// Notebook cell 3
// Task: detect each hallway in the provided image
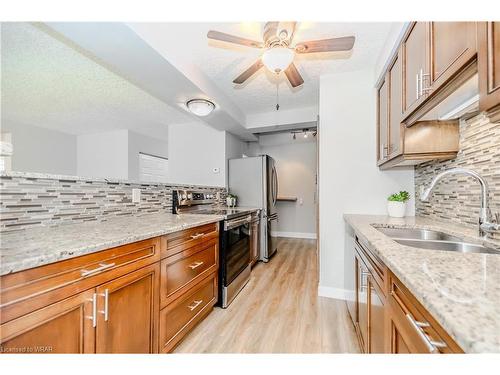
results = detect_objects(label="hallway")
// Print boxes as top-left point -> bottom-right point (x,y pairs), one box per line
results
174,238 -> 360,353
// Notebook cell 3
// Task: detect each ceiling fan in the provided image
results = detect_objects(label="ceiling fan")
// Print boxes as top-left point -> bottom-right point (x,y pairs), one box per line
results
207,22 -> 355,88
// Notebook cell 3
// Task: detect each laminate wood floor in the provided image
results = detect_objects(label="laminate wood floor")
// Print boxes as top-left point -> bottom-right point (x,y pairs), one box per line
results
174,238 -> 360,353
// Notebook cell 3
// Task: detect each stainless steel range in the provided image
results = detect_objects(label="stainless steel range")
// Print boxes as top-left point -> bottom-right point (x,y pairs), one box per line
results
172,189 -> 251,308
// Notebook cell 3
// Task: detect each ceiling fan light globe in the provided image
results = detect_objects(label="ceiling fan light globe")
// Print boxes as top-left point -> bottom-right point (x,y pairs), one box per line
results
262,47 -> 294,74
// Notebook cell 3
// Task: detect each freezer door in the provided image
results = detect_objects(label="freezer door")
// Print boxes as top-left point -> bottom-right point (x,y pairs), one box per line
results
266,213 -> 279,260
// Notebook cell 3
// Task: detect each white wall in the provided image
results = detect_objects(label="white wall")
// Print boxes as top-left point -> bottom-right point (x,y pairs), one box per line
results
128,130 -> 168,181
1,120 -> 77,175
254,133 -> 317,238
168,121 -> 226,187
318,69 -> 415,299
77,130 -> 129,179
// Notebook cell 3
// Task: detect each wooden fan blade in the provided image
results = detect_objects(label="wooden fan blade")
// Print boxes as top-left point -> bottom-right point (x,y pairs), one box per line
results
233,59 -> 264,84
207,30 -> 263,48
295,36 -> 355,54
284,63 -> 304,88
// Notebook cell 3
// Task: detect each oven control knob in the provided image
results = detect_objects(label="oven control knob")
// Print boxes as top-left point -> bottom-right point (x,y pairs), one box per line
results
187,193 -> 192,199
181,194 -> 187,200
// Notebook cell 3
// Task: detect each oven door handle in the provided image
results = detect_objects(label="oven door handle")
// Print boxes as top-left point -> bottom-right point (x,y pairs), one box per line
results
225,215 -> 252,230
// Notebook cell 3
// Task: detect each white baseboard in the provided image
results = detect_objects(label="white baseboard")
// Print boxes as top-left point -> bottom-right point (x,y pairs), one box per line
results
317,285 -> 349,300
272,231 -> 317,239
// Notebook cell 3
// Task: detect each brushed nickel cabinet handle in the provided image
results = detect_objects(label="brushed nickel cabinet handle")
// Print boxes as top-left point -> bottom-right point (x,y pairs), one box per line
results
99,289 -> 109,322
406,313 -> 447,353
190,233 -> 205,240
187,300 -> 203,311
416,73 -> 420,99
188,261 -> 204,270
81,262 -> 115,277
87,293 -> 97,328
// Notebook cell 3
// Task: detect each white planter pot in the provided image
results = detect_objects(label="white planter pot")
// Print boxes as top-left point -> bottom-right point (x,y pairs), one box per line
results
387,201 -> 407,218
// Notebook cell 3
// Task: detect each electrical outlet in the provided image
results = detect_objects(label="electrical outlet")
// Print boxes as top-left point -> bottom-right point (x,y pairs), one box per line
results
299,198 -> 304,205
132,188 -> 141,203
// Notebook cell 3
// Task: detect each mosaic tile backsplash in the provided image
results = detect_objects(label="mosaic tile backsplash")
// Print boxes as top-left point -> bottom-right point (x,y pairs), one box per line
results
0,172 -> 226,233
415,114 -> 500,228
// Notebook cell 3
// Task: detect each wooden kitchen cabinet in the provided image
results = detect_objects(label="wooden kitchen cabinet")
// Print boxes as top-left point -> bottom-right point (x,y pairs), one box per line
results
369,277 -> 386,353
377,22 -> 477,169
386,271 -> 463,354
354,240 -> 387,353
478,22 -> 500,119
402,22 -> 428,116
428,22 -> 477,91
355,255 -> 369,352
95,263 -> 159,353
0,289 -> 96,353
388,50 -> 403,159
348,236 -> 464,354
377,78 -> 389,163
1,222 -> 220,354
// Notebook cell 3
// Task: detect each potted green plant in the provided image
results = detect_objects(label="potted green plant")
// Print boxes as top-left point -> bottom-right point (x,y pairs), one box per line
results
226,193 -> 237,207
387,191 -> 410,218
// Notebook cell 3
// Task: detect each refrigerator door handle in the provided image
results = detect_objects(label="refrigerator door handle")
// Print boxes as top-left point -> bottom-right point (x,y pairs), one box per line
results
272,165 -> 278,206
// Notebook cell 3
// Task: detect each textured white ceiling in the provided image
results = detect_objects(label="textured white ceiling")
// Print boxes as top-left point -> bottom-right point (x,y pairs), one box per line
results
1,23 -> 191,140
148,22 -> 394,115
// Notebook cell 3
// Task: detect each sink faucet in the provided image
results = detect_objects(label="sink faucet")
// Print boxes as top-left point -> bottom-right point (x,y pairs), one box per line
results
420,167 -> 498,237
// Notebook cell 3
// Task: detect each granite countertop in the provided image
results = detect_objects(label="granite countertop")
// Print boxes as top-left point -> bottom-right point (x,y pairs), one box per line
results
0,212 -> 224,276
344,214 -> 500,353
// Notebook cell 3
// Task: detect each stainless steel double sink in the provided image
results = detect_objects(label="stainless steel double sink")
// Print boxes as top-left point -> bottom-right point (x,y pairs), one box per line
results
375,227 -> 500,255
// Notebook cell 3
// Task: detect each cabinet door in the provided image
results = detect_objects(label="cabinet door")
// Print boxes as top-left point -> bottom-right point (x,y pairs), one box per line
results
388,51 -> 403,158
377,78 -> 389,163
478,22 -> 500,112
0,290 -> 95,353
95,263 -> 159,353
355,256 -> 369,352
429,22 -> 477,91
402,22 -> 428,115
368,277 -> 386,353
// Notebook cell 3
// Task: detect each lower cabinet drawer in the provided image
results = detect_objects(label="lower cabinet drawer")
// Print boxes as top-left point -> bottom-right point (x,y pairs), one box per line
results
160,238 -> 218,308
387,272 -> 463,353
159,274 -> 217,353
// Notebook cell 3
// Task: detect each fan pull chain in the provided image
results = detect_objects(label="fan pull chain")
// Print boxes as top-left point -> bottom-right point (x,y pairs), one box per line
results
276,81 -> 280,111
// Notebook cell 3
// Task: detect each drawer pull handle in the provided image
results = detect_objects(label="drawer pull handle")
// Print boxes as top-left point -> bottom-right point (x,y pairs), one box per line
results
187,300 -> 203,311
405,313 -> 447,353
81,262 -> 115,277
188,261 -> 204,270
190,233 -> 205,240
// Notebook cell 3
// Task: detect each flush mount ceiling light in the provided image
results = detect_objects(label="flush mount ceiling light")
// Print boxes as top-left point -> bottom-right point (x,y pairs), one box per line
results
262,47 -> 295,74
186,99 -> 215,117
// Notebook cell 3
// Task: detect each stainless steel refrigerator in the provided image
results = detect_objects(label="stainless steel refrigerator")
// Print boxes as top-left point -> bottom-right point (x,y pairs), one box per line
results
228,155 -> 278,262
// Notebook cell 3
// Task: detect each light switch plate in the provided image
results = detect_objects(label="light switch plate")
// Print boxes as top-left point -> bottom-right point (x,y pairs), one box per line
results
132,188 -> 141,203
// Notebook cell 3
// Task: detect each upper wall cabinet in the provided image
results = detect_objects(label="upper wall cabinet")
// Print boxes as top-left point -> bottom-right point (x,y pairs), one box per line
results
402,22 -> 428,116
478,22 -> 500,120
376,22 -> 482,169
428,22 -> 477,93
377,78 -> 389,163
388,51 -> 403,159
401,22 -> 477,124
